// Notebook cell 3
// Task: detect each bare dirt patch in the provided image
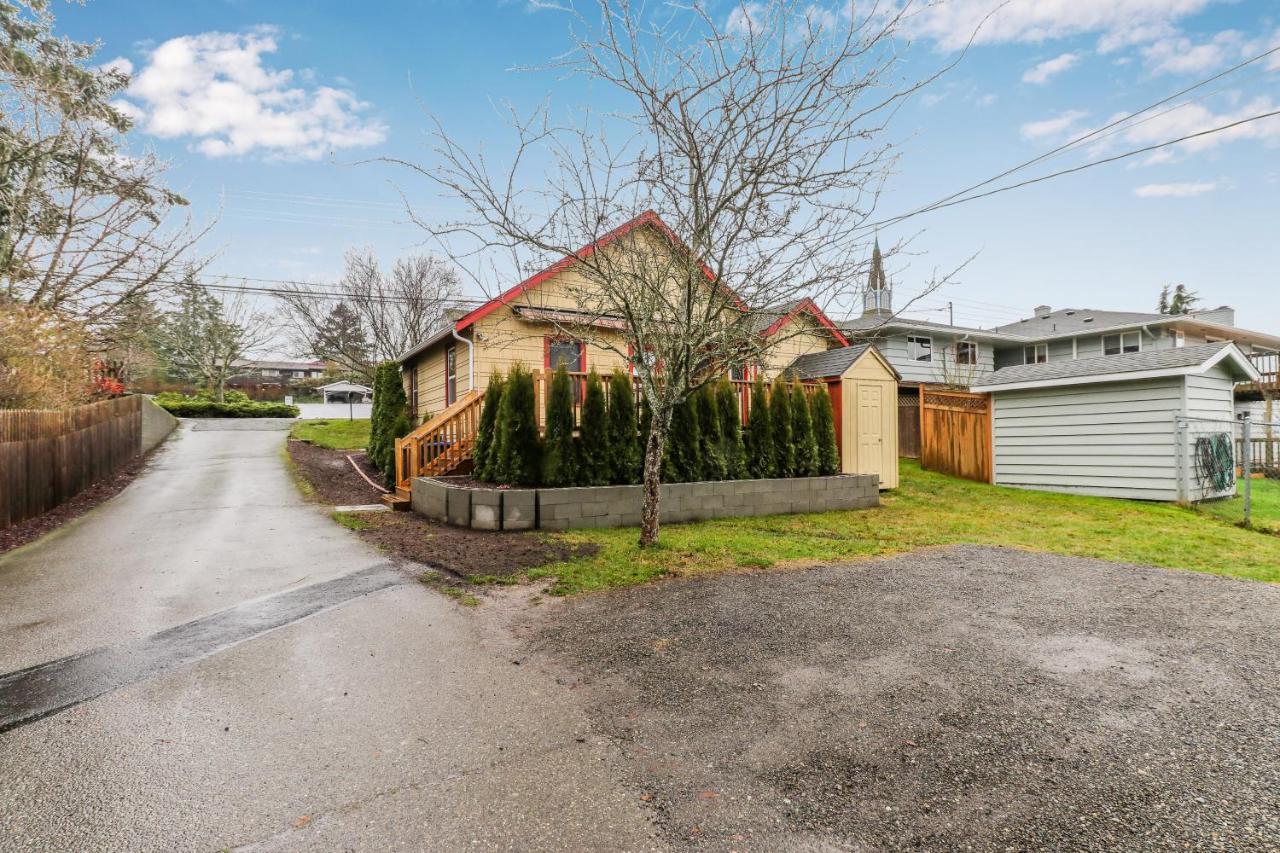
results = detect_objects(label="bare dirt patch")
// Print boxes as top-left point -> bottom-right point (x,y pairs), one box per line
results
523,545 -> 1280,850
287,439 -> 384,506
352,512 -> 595,579
287,440 -> 595,578
1,452 -> 151,556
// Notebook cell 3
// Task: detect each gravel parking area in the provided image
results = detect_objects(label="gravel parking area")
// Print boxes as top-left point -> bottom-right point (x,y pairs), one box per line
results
525,545 -> 1280,850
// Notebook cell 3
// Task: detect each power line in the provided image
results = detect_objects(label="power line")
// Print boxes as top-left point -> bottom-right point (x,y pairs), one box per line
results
871,42 -> 1280,231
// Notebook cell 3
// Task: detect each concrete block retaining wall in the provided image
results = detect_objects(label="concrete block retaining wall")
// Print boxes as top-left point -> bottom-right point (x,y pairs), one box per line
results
410,474 -> 879,531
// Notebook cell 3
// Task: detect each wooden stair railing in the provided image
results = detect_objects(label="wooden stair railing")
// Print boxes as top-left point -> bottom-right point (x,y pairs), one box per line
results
393,389 -> 486,493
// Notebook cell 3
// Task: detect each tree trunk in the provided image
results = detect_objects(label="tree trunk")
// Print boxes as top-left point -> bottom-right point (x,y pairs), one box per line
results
639,418 -> 668,548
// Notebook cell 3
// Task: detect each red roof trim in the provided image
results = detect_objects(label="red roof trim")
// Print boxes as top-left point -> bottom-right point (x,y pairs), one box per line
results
452,210 -> 746,333
761,298 -> 849,347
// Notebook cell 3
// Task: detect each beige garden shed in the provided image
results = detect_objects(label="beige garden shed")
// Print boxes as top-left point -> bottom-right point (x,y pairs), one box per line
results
787,344 -> 902,489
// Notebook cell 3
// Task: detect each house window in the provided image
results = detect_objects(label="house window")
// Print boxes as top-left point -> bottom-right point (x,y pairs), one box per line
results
1103,332 -> 1141,356
445,346 -> 457,405
410,365 -> 419,416
1024,344 -> 1048,364
546,337 -> 585,372
955,341 -> 977,365
729,364 -> 748,381
907,336 -> 932,363
1169,329 -> 1186,348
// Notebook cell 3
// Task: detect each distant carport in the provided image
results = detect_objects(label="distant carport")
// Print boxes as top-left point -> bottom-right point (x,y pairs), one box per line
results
319,381 -> 373,404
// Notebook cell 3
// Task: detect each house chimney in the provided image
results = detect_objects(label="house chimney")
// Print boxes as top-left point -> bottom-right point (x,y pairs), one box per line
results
1034,305 -> 1052,319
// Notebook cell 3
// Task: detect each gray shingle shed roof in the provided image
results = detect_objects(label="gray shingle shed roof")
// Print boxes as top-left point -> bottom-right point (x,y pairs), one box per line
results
972,342 -> 1258,392
785,343 -> 901,381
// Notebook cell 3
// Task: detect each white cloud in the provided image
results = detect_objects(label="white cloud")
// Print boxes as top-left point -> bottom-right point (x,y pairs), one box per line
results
115,28 -> 386,160
1134,181 -> 1218,197
1022,52 -> 1080,84
1020,109 -> 1089,141
1101,96 -> 1280,164
901,0 -> 1221,52
1141,29 -> 1241,75
725,3 -> 766,36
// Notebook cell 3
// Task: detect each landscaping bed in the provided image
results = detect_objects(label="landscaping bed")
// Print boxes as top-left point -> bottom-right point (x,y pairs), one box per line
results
286,439 -> 384,506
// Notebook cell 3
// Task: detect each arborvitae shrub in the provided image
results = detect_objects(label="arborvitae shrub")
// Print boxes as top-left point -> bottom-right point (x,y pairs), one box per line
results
770,380 -> 794,478
369,361 -> 410,487
472,370 -> 504,481
744,375 -> 774,478
540,364 -> 578,487
791,381 -> 819,477
696,386 -> 726,480
606,369 -> 641,484
663,393 -> 700,482
811,383 -> 839,476
716,379 -> 747,479
494,364 -> 540,486
578,369 -> 609,486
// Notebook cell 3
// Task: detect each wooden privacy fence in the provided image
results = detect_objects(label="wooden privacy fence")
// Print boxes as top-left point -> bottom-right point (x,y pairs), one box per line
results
0,396 -> 143,529
919,389 -> 992,483
898,391 -> 922,459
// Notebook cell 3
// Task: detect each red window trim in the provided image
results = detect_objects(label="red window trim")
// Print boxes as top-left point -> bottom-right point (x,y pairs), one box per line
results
544,336 -> 586,372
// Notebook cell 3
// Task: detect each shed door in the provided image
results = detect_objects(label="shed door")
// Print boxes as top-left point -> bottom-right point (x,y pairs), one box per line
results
857,382 -> 886,483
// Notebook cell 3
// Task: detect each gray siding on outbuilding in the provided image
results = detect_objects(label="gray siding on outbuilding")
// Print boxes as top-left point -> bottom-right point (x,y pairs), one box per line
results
991,378 -> 1184,500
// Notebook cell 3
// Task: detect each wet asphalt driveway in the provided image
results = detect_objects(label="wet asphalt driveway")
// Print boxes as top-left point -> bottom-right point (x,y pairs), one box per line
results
525,545 -> 1280,851
0,421 -> 654,851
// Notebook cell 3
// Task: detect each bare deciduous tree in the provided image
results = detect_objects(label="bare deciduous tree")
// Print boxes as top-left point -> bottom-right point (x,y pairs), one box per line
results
277,248 -> 461,383
391,0 -> 963,545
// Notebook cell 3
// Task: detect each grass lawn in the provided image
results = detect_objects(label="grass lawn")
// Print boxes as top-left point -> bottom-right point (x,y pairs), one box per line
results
1195,477 -> 1280,534
530,460 -> 1280,595
290,418 -> 370,451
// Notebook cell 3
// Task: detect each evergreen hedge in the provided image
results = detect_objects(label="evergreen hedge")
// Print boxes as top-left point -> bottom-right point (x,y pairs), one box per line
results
540,365 -> 577,487
791,381 -> 819,477
606,369 -> 641,484
368,361 -> 410,487
494,364 -> 540,486
578,370 -> 609,486
663,393 -> 700,482
472,370 -> 504,481
716,379 -> 747,480
744,376 -> 774,478
811,383 -> 839,476
769,380 -> 794,478
696,386 -> 726,480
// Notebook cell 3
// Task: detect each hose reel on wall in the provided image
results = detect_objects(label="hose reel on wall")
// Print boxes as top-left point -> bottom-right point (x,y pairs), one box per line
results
1193,433 -> 1235,494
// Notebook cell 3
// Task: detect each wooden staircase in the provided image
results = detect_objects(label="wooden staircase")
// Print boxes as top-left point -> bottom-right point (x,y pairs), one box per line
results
381,389 -> 486,510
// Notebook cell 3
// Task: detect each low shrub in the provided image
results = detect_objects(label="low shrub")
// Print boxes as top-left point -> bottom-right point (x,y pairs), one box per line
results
154,390 -> 300,418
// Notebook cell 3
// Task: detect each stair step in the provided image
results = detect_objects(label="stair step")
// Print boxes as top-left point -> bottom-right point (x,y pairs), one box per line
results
380,490 -> 412,511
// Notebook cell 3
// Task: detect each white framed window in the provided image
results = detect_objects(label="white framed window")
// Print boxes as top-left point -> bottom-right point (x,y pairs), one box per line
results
907,335 -> 932,363
955,341 -> 977,365
1024,344 -> 1048,364
1103,332 -> 1141,356
1169,329 -> 1186,348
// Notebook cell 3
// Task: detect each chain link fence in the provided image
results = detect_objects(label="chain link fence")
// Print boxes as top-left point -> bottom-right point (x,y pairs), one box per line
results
1176,415 -> 1280,531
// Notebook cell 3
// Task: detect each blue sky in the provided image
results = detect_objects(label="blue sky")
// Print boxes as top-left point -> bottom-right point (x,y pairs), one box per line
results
60,0 -> 1280,342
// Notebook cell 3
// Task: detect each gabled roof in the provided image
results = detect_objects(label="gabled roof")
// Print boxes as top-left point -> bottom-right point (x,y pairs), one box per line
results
786,343 -> 901,381
318,380 -> 373,392
754,298 -> 849,346
972,342 -> 1260,393
451,210 -> 742,334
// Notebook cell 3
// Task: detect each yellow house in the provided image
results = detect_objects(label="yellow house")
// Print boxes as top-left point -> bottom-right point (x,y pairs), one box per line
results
390,211 -> 900,498
398,211 -> 848,422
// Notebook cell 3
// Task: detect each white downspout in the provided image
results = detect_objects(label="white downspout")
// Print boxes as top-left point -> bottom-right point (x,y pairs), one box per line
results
451,326 -> 475,395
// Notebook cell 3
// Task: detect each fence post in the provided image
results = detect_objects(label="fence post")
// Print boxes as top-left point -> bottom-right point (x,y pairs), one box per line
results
1242,414 -> 1252,528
